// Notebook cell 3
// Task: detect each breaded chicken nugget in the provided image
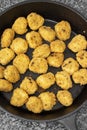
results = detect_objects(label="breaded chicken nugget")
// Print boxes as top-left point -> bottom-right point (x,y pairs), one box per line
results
13,54 -> 30,74
36,72 -> 55,89
39,92 -> 56,111
26,96 -> 43,113
33,44 -> 50,58
72,69 -> 87,85
76,50 -> 87,68
68,34 -> 87,52
39,26 -> 56,42
1,28 -> 15,48
0,48 -> 15,65
55,20 -> 71,41
12,17 -> 28,34
29,57 -> 48,74
0,79 -> 13,92
27,12 -> 44,30
57,90 -> 73,106
4,65 -> 20,83
47,52 -> 64,68
0,66 -> 5,78
10,88 -> 28,107
20,77 -> 38,94
55,71 -> 72,90
50,40 -> 66,53
10,38 -> 28,54
26,31 -> 42,49
62,57 -> 79,75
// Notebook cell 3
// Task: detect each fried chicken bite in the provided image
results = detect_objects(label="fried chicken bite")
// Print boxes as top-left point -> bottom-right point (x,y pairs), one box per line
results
39,92 -> 56,111
10,38 -> 28,54
57,90 -> 73,106
26,31 -> 42,49
12,17 -> 28,34
1,28 -> 15,48
20,77 -> 38,95
50,40 -> 66,53
0,48 -> 15,65
62,57 -> 79,75
26,96 -> 43,113
4,65 -> 20,83
76,50 -> 87,68
0,65 -> 5,78
36,72 -> 55,89
55,20 -> 71,41
47,52 -> 64,68
32,44 -> 50,58
55,71 -> 72,90
0,79 -> 13,92
13,54 -> 30,74
39,26 -> 56,42
29,57 -> 48,74
10,88 -> 28,107
27,12 -> 44,30
72,69 -> 87,85
68,34 -> 87,52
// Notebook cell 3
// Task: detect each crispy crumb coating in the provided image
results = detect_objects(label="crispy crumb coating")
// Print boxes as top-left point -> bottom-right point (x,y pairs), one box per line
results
10,88 -> 28,107
55,71 -> 72,90
0,79 -> 13,92
1,28 -> 15,48
26,96 -> 43,113
57,90 -> 73,106
27,12 -> 44,30
39,92 -> 56,111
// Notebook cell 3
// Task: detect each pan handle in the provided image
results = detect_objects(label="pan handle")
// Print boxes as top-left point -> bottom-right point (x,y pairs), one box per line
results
59,100 -> 87,130
59,112 -> 77,130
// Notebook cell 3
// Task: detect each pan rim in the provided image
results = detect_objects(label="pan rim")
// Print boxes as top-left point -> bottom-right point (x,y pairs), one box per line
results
0,0 -> 87,21
0,100 -> 87,122
0,0 -> 87,121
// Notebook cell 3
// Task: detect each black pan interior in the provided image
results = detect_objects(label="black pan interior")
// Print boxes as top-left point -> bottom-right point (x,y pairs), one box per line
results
0,1 -> 87,121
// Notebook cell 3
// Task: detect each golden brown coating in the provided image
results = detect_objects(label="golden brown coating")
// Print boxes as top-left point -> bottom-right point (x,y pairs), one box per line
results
39,92 -> 56,111
76,50 -> 87,68
10,38 -> 28,54
68,34 -> 87,52
39,26 -> 56,42
27,12 -> 44,30
1,28 -> 15,48
29,57 -> 48,74
62,57 -> 79,75
55,71 -> 72,90
26,96 -> 43,113
26,31 -> 42,49
72,69 -> 87,85
4,65 -> 20,83
0,66 -> 5,78
36,72 -> 55,89
47,52 -> 64,68
12,17 -> 28,34
0,79 -> 13,92
57,90 -> 73,106
13,54 -> 30,74
0,48 -> 15,65
10,88 -> 28,107
55,20 -> 71,41
32,44 -> 51,58
50,40 -> 66,53
20,77 -> 38,95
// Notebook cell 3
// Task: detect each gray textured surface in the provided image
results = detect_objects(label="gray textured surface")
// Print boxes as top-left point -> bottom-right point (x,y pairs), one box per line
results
0,0 -> 87,130
76,101 -> 87,130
